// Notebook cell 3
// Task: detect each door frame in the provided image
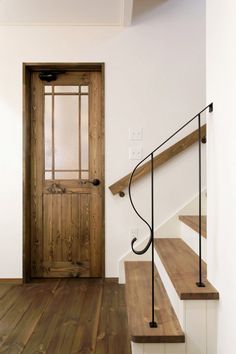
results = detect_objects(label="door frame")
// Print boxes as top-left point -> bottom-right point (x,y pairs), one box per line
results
23,63 -> 105,282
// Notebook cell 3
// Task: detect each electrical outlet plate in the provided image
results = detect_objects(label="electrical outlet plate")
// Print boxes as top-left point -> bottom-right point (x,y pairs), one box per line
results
129,128 -> 143,141
129,146 -> 142,160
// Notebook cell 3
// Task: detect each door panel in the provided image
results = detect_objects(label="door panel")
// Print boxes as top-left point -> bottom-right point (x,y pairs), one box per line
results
31,70 -> 104,278
42,193 -> 90,277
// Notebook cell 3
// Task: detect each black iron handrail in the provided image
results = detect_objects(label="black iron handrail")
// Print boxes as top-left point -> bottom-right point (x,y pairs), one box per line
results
128,103 -> 213,328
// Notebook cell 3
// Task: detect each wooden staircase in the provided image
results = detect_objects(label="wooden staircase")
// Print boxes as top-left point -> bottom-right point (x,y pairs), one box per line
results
124,216 -> 219,354
110,105 -> 215,353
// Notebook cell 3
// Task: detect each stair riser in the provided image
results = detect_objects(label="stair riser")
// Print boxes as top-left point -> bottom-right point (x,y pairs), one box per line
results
154,248 -> 217,354
154,249 -> 185,327
180,222 -> 207,262
131,342 -> 185,354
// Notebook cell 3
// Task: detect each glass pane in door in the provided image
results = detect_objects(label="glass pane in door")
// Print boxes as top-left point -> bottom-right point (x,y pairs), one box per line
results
44,95 -> 52,171
44,84 -> 90,180
54,95 -> 79,170
81,95 -> 89,173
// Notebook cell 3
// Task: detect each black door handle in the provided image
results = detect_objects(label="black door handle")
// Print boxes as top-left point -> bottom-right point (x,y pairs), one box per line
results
89,179 -> 100,186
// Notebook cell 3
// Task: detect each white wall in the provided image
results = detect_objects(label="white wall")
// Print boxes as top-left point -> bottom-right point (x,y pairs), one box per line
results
0,0 -> 205,278
207,0 -> 236,353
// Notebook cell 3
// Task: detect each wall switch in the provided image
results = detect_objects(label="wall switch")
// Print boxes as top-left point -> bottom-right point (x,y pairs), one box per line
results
129,146 -> 142,160
130,228 -> 138,241
129,128 -> 143,141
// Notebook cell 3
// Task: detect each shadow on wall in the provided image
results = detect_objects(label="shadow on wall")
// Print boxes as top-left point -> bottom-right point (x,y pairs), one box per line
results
132,0 -> 171,24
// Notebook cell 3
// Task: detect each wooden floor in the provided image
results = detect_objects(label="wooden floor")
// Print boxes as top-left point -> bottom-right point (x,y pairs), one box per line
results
0,278 -> 131,354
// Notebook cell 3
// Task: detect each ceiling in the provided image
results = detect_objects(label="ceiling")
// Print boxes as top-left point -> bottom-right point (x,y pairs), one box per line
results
0,0 -> 133,26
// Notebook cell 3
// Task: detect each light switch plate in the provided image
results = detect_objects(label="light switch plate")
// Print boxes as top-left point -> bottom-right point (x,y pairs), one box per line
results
129,146 -> 142,160
129,128 -> 143,141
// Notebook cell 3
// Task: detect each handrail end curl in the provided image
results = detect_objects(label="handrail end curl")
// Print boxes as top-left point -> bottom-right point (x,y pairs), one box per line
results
131,235 -> 152,255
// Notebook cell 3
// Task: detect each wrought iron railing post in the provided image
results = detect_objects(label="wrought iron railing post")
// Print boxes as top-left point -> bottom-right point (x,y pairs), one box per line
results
150,153 -> 157,328
196,114 -> 205,288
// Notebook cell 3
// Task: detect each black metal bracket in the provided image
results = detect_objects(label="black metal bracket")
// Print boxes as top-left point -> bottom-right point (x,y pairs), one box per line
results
149,321 -> 158,328
196,282 -> 206,288
39,71 -> 66,82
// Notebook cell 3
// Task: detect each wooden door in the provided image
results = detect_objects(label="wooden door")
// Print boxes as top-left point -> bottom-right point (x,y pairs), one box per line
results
30,71 -> 104,278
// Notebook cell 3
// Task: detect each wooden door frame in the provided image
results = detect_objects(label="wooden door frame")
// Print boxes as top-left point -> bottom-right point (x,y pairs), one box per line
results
23,63 -> 105,282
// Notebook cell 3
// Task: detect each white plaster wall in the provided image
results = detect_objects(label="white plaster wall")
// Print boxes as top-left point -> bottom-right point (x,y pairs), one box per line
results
0,0 -> 205,278
207,0 -> 236,352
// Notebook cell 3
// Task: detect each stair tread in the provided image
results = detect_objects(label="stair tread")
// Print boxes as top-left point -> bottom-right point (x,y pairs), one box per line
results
154,238 -> 219,300
125,261 -> 185,343
179,215 -> 207,238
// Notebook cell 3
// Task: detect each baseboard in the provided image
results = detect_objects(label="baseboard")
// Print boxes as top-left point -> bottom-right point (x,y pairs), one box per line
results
0,278 -> 23,285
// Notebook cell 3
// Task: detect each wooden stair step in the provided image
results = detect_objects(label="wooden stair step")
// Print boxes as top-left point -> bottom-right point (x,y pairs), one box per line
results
124,261 -> 185,343
154,238 -> 219,300
179,215 -> 207,238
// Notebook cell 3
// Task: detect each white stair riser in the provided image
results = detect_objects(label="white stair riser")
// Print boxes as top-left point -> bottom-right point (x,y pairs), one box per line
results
131,342 -> 185,354
180,222 -> 207,262
154,248 -> 217,354
154,249 -> 185,327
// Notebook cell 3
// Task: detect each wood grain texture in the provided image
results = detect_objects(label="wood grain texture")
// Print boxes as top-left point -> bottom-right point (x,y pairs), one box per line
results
154,238 -> 219,300
30,69 -> 104,278
0,281 -> 59,353
179,215 -> 207,238
23,64 -> 105,282
31,71 -> 44,278
0,285 -> 12,298
109,124 -> 206,195
0,279 -> 130,354
95,279 -> 131,354
89,71 -> 105,277
125,261 -> 185,343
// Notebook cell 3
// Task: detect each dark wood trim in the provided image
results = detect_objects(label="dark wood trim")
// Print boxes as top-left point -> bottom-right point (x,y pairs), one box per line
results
101,64 -> 105,277
23,64 -> 32,283
0,279 -> 23,284
24,62 -> 103,72
109,124 -> 206,195
23,63 -> 105,282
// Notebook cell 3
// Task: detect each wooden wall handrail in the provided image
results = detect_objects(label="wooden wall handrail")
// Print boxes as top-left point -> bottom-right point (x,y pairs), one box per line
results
109,124 -> 206,195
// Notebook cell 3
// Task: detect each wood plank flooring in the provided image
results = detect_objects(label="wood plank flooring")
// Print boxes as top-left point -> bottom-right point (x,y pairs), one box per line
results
0,278 -> 131,354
